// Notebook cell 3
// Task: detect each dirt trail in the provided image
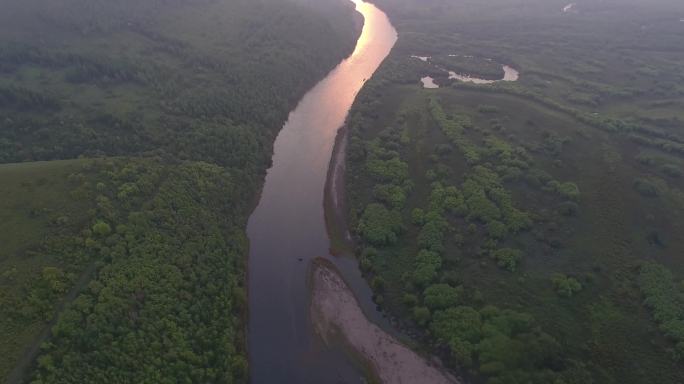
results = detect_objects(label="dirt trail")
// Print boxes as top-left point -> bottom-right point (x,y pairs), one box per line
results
5,262 -> 98,384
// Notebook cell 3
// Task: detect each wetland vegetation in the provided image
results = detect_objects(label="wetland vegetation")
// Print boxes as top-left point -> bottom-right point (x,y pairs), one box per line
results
344,0 -> 684,383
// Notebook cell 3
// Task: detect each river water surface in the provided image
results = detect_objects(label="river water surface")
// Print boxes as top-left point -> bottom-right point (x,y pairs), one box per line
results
246,1 -> 397,382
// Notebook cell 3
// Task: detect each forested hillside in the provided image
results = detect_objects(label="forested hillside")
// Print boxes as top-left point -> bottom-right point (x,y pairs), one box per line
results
0,0 -> 361,382
344,0 -> 684,383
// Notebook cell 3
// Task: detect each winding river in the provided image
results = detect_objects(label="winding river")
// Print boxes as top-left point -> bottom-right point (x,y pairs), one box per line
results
246,1 -> 398,382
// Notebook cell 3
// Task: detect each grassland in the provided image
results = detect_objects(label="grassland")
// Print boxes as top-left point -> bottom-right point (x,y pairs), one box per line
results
345,0 -> 684,382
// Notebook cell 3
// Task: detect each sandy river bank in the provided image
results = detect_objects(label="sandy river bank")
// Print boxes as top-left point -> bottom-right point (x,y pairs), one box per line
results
310,259 -> 460,384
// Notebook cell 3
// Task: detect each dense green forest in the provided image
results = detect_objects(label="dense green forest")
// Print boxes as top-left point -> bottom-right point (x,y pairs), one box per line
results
0,0 -> 361,382
345,0 -> 684,383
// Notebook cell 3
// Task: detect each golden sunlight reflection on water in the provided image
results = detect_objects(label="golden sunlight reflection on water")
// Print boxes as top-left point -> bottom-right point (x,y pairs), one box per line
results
246,1 -> 397,382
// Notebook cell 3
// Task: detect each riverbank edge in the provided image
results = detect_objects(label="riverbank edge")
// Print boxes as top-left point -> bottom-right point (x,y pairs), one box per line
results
321,97 -> 462,382
307,257 -> 383,384
322,92 -> 467,384
319,4 -> 470,382
324,123 -> 356,257
309,257 -> 460,384
322,1 -> 367,258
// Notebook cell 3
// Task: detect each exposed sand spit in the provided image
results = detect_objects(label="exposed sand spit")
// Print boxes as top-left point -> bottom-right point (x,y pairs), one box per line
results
310,260 -> 460,384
